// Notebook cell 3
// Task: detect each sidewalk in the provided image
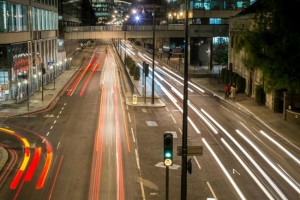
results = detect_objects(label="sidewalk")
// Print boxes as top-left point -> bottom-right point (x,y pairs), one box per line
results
0,50 -> 89,171
0,51 -> 88,118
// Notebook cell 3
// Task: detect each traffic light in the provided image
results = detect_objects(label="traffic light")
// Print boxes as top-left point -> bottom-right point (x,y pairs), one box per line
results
142,61 -> 149,77
163,133 -> 173,166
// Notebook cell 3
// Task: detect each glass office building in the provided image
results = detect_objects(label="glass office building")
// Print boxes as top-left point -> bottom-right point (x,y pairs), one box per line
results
0,0 -> 58,102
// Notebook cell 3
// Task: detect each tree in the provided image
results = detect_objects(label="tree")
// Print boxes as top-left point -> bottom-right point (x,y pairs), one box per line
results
213,38 -> 228,66
237,0 -> 300,93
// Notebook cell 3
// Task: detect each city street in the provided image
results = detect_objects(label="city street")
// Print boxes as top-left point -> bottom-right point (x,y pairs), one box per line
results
0,42 -> 299,200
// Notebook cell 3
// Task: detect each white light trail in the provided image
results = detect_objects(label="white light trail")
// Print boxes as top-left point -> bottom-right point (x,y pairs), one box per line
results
201,109 -> 288,199
236,130 -> 300,194
162,66 -> 205,93
154,78 -> 200,134
156,67 -> 194,92
259,130 -> 300,165
202,138 -> 246,200
222,138 -> 275,200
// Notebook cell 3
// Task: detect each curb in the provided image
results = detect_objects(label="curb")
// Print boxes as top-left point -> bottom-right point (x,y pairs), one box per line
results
0,146 -> 8,172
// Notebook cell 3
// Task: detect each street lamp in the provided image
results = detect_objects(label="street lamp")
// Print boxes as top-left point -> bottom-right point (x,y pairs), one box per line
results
24,79 -> 29,110
151,2 -> 156,104
181,0 -> 189,199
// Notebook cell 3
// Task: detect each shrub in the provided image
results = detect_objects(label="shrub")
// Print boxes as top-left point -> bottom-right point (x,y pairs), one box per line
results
134,67 -> 140,80
130,64 -> 136,76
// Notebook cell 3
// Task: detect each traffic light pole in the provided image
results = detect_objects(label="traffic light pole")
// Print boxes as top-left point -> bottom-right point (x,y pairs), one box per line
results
166,166 -> 169,200
144,73 -> 146,103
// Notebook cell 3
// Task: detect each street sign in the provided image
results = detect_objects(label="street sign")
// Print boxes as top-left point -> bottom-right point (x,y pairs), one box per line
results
48,61 -> 54,66
133,94 -> 137,105
177,146 -> 203,156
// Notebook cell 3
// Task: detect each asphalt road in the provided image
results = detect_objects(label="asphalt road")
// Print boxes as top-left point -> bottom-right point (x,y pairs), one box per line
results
119,41 -> 300,200
1,41 -> 299,200
0,44 -> 138,200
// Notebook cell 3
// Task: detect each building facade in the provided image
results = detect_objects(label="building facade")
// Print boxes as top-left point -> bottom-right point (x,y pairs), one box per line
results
0,0 -> 58,103
229,2 -> 279,111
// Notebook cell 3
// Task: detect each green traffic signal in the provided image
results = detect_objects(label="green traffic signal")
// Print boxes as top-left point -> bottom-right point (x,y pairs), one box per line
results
164,151 -> 172,158
164,133 -> 173,166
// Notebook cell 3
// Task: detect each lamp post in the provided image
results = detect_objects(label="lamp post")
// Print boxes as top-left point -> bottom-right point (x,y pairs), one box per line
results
41,63 -> 45,101
181,0 -> 189,199
151,1 -> 156,104
25,79 -> 29,110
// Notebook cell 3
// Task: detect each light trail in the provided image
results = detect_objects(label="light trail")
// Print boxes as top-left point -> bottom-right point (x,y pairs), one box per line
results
236,129 -> 300,194
89,85 -> 106,200
24,147 -> 42,181
67,55 -> 97,96
202,138 -> 246,200
199,110 -> 288,199
153,74 -> 200,133
221,138 -> 275,200
114,85 -> 125,200
162,66 -> 205,93
36,139 -> 53,189
80,56 -> 102,96
259,130 -> 300,165
0,128 -> 31,190
49,155 -> 64,200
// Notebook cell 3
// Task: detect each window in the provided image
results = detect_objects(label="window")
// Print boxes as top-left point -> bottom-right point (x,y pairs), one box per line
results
32,7 -> 36,31
213,37 -> 229,45
209,18 -> 221,24
0,1 -> 7,32
37,9 -> 41,30
41,9 -> 45,30
22,5 -> 28,31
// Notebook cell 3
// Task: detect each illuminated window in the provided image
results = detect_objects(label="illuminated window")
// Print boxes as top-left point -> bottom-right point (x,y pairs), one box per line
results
209,18 -> 221,24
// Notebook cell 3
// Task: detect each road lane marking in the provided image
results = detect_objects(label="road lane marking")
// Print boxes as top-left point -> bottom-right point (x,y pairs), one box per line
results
206,182 -> 218,200
128,113 -> 131,123
178,128 -> 182,135
193,156 -> 201,169
53,120 -> 56,124
59,111 -> 62,114
57,142 -> 60,150
135,149 -> 140,170
50,126 -> 53,130
131,128 -> 136,143
140,181 -> 146,200
165,106 -> 169,111
232,169 -> 240,175
170,114 -> 177,123
46,132 -> 50,136
57,115 -> 60,119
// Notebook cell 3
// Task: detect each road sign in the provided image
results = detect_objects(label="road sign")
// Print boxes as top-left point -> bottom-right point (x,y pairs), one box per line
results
133,94 -> 137,105
48,61 -> 54,66
177,146 -> 203,156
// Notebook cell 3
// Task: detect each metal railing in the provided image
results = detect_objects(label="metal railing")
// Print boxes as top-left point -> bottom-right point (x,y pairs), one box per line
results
64,24 -> 185,32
